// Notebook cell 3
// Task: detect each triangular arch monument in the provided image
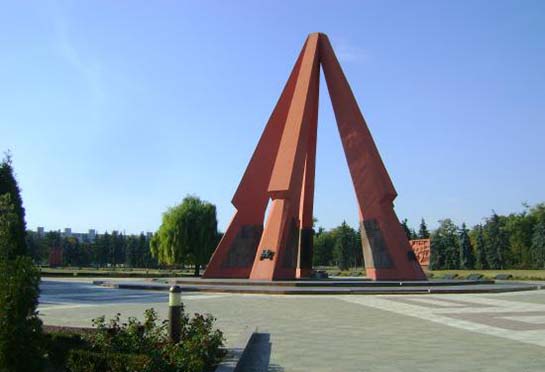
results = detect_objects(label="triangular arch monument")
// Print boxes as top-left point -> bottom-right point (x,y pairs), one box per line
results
203,33 -> 426,281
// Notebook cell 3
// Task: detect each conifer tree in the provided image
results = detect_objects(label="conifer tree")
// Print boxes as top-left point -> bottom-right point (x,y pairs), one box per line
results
401,219 -> 416,240
430,219 -> 459,269
474,224 -> 488,269
0,154 -> 27,257
418,218 -> 430,239
484,213 -> 509,269
332,221 -> 355,270
0,154 -> 43,371
530,219 -> 545,269
459,223 -> 475,269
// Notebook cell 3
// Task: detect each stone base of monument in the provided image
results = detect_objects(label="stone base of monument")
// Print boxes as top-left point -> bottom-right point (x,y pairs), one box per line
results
93,277 -> 542,295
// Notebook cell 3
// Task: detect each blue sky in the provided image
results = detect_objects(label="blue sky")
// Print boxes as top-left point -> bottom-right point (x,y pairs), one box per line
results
1,0 -> 544,234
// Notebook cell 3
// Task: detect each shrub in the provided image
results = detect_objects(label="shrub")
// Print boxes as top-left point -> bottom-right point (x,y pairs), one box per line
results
86,307 -> 225,372
164,312 -> 226,372
44,331 -> 89,368
67,350 -> 153,372
0,256 -> 43,372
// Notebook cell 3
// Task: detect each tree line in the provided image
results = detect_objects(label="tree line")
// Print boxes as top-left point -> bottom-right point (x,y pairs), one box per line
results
27,230 -> 158,268
424,204 -> 545,270
313,203 -> 545,272
312,218 -> 432,270
313,221 -> 363,270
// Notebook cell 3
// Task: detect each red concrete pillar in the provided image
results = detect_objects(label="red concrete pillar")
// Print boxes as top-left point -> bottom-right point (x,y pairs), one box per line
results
249,33 -> 320,280
202,38 -> 308,278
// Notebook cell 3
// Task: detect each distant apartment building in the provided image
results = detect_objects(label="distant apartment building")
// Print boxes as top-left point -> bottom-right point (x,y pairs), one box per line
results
34,227 -> 151,242
35,227 -> 98,243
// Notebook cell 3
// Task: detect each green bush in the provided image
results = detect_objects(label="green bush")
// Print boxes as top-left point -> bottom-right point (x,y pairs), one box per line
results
67,350 -> 153,372
0,256 -> 43,372
86,307 -> 225,372
163,312 -> 226,372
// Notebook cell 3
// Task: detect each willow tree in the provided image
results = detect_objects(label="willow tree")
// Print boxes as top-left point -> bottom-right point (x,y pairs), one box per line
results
151,196 -> 218,276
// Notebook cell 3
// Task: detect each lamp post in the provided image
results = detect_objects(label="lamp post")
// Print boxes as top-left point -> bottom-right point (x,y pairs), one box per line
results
168,285 -> 182,343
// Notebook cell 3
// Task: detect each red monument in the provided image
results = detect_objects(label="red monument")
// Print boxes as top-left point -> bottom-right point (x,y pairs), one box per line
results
204,33 -> 425,281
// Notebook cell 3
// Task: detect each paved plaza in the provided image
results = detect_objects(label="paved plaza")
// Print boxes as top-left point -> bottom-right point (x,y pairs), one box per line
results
40,278 -> 545,372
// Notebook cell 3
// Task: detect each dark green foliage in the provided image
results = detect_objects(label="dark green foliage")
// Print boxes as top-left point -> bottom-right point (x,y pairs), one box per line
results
530,218 -> 545,269
401,219 -> 417,240
483,213 -> 510,269
313,228 -> 335,266
63,237 -> 94,267
26,230 -> 48,264
85,308 -> 225,372
505,211 -> 534,268
430,219 -> 459,269
151,195 -> 218,276
126,234 -> 157,268
0,194 -> 23,261
332,222 -> 362,270
311,222 -> 362,270
428,203 -> 545,270
418,218 -> 430,239
110,231 -> 126,267
44,332 -> 89,368
67,350 -> 152,372
459,223 -> 475,269
333,222 -> 354,270
473,225 -> 488,269
0,154 -> 27,258
0,256 -> 43,372
95,231 -> 111,267
0,158 -> 43,372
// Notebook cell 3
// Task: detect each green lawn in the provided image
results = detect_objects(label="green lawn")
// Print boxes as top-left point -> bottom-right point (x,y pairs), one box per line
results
427,269 -> 545,281
316,266 -> 545,281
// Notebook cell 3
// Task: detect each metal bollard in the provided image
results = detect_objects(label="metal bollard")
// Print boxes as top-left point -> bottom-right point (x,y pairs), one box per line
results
168,285 -> 182,343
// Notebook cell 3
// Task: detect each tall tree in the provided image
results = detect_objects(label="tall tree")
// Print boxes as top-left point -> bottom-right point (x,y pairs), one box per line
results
401,219 -> 416,240
430,219 -> 459,269
530,218 -> 545,269
483,213 -> 509,269
139,233 -> 156,268
0,154 -> 27,258
418,218 -> 430,239
473,224 -> 487,269
459,223 -> 475,269
313,230 -> 335,266
0,195 -> 22,261
151,195 -> 218,276
94,231 -> 110,267
0,157 -> 43,371
332,221 -> 356,270
505,211 -> 534,268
